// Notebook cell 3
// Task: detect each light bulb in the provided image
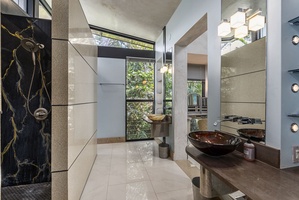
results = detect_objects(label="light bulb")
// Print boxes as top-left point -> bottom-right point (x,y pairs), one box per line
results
292,35 -> 299,45
291,123 -> 299,133
292,83 -> 299,93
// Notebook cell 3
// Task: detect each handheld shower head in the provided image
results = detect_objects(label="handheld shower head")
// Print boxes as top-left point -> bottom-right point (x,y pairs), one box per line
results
21,38 -> 40,52
21,38 -> 45,66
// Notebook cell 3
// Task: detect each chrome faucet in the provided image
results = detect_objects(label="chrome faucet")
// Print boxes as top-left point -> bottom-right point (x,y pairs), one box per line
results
213,115 -> 242,126
214,115 -> 262,126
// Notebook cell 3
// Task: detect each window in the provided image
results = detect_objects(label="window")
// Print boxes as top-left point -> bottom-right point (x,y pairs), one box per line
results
188,80 -> 204,96
38,1 -> 51,19
91,29 -> 154,50
163,66 -> 172,115
13,0 -> 27,12
12,0 -> 52,19
126,58 -> 155,141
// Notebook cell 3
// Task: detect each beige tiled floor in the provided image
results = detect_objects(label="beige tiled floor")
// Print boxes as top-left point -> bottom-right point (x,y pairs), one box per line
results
80,141 -> 195,200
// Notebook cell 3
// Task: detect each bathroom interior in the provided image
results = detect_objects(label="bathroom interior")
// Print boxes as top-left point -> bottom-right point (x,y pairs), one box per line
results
1,0 -> 299,199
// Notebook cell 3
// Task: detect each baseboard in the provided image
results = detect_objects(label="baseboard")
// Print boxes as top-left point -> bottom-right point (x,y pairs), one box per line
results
97,137 -> 126,144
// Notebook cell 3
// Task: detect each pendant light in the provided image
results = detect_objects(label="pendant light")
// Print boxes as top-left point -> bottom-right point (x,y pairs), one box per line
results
249,15 -> 265,31
218,19 -> 231,37
234,25 -> 248,38
230,9 -> 246,28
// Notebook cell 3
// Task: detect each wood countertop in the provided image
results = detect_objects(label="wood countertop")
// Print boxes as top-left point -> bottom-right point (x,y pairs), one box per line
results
186,146 -> 299,200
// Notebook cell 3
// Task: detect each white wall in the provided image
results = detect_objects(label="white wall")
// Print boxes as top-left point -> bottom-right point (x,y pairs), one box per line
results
187,64 -> 205,80
160,0 -> 221,160
155,33 -> 164,114
280,0 -> 299,168
266,0 -> 299,168
51,0 -> 98,199
97,58 -> 126,138
266,0 -> 282,150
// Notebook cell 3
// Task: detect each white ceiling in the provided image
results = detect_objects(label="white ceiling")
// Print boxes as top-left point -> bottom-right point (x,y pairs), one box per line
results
79,0 -> 182,42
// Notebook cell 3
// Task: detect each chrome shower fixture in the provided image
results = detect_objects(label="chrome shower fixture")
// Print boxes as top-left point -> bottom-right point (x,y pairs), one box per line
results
20,38 -> 50,121
21,38 -> 44,52
21,38 -> 45,66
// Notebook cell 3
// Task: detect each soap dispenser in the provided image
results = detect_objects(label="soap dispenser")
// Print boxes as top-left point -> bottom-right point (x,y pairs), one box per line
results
243,138 -> 255,161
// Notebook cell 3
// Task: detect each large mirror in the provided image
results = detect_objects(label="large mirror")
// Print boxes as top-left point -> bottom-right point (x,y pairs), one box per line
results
220,0 -> 267,143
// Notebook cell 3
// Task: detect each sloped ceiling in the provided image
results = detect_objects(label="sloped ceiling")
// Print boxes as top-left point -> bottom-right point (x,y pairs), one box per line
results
80,0 -> 182,42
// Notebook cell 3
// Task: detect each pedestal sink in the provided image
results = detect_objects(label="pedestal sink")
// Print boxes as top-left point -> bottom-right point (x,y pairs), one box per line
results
188,131 -> 242,156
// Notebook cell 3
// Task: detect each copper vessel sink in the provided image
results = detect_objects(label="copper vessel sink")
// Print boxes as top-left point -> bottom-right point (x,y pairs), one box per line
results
237,128 -> 265,142
188,131 -> 242,156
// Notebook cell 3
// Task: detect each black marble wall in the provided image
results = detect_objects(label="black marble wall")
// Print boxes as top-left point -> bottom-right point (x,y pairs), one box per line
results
1,14 -> 51,187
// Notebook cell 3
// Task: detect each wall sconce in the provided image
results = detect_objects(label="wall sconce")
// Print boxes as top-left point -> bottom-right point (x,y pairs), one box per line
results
291,123 -> 299,133
218,19 -> 231,37
168,66 -> 172,74
292,83 -> 299,93
230,9 -> 246,28
249,15 -> 265,31
234,25 -> 248,38
292,35 -> 299,45
160,65 -> 168,73
160,64 -> 172,74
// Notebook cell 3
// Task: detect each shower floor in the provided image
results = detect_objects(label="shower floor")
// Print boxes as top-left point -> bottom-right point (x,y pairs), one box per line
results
2,182 -> 51,200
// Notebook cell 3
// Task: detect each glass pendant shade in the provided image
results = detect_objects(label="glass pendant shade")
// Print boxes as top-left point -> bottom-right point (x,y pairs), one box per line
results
230,11 -> 246,28
218,21 -> 231,37
234,25 -> 248,38
249,15 -> 265,31
160,65 -> 168,73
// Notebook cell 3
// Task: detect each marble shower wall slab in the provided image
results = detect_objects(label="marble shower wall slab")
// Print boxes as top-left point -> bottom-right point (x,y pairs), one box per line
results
1,14 -> 51,187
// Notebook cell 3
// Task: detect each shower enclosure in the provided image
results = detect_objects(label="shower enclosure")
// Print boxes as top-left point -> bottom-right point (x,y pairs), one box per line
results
1,14 -> 51,199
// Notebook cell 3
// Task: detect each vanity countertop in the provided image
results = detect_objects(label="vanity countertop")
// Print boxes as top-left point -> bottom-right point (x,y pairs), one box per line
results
186,146 -> 299,200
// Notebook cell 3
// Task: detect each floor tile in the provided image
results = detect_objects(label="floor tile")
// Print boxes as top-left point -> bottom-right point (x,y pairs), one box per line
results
81,141 -> 195,200
156,188 -> 193,200
150,179 -> 191,194
108,162 -> 148,186
106,181 -> 158,200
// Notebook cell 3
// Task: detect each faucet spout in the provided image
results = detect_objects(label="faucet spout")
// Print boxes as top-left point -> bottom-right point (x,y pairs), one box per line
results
214,115 -> 263,126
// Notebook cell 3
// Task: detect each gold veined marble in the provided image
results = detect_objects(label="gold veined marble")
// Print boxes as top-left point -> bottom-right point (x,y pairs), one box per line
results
1,14 -> 51,187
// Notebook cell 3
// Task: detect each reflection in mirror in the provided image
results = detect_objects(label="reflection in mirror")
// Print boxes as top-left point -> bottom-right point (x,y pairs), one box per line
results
220,0 -> 267,144
163,50 -> 173,115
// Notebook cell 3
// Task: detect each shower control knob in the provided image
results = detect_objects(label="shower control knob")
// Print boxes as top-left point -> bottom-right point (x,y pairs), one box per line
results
34,108 -> 49,121
38,44 -> 45,49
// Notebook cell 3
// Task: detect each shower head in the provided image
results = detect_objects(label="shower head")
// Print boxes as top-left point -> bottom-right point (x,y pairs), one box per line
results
21,38 -> 44,53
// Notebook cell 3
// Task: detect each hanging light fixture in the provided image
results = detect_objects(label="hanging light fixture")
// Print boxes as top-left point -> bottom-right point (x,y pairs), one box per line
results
249,15 -> 265,31
168,65 -> 172,74
218,8 -> 266,39
230,8 -> 246,28
218,19 -> 231,37
234,25 -> 248,38
160,65 -> 168,73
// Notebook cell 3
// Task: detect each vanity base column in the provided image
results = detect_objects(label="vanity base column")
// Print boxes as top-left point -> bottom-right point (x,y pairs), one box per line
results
200,166 -> 217,198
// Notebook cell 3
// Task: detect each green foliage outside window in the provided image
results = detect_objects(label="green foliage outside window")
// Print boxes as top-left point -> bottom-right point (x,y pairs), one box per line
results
164,71 -> 172,100
188,80 -> 203,96
91,29 -> 154,50
127,102 -> 152,140
163,70 -> 173,115
126,61 -> 154,99
126,60 -> 154,140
